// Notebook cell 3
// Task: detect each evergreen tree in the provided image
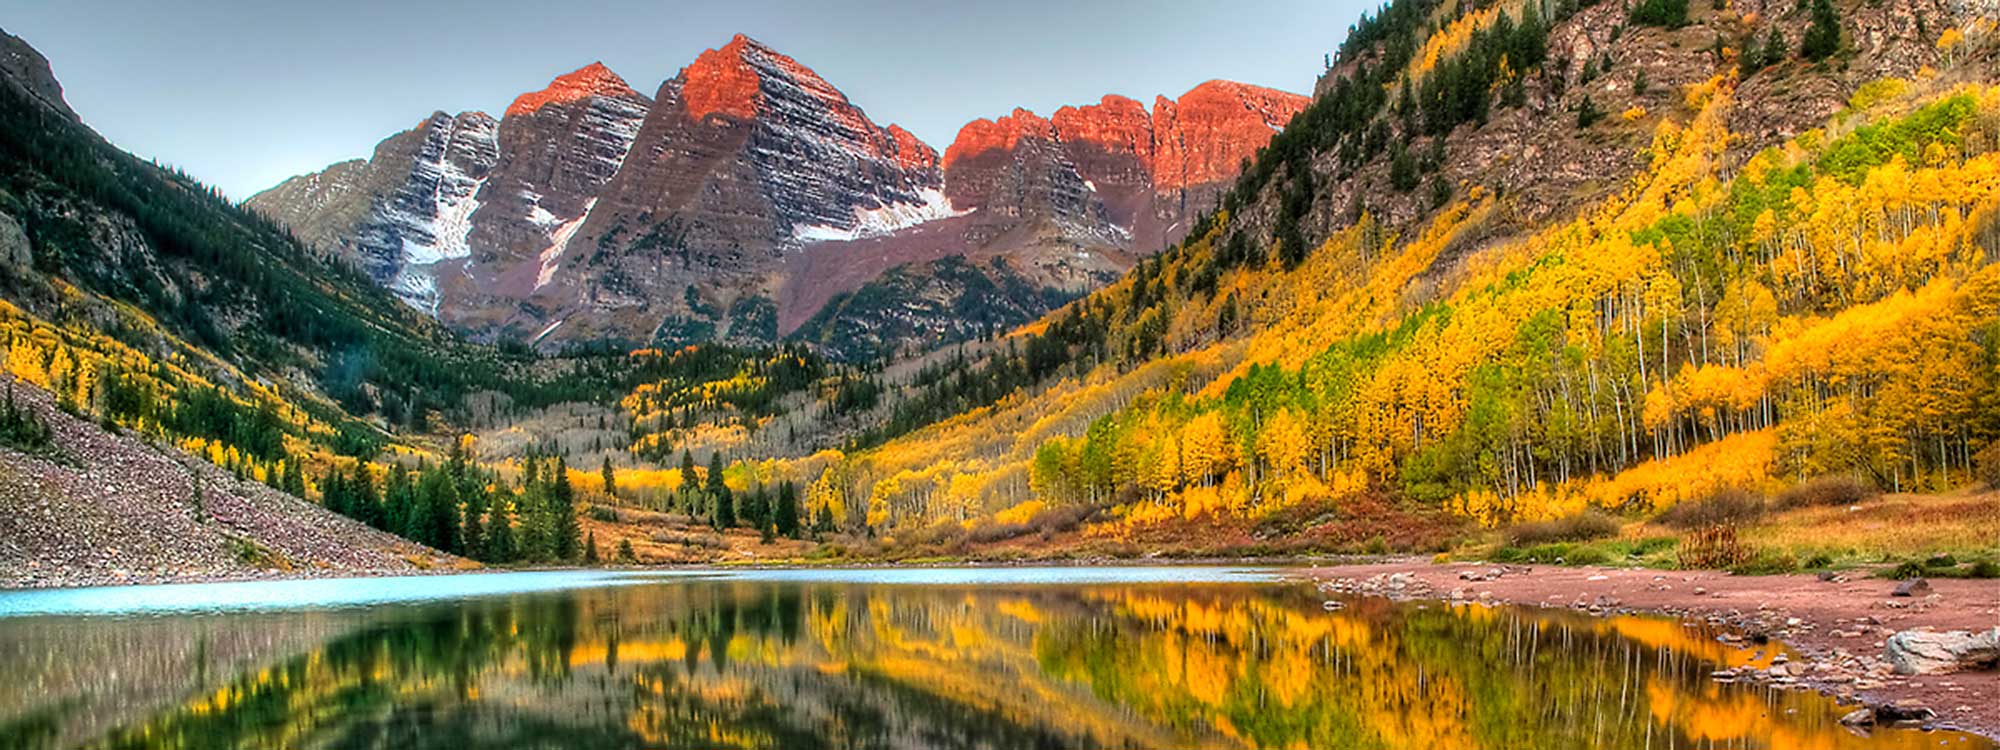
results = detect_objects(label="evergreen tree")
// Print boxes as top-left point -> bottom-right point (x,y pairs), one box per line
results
813,503 -> 836,535
518,456 -> 549,560
321,467 -> 348,517
350,464 -> 381,529
775,480 -> 801,538
707,452 -> 734,529
1800,0 -> 1840,61
616,537 -> 635,563
385,463 -> 415,540
1576,95 -> 1605,128
283,459 -> 307,498
584,530 -> 599,564
679,448 -> 698,516
485,490 -> 516,563
601,456 -> 617,500
416,467 -> 461,553
1764,28 -> 1789,67
551,457 -> 580,560
742,484 -> 769,532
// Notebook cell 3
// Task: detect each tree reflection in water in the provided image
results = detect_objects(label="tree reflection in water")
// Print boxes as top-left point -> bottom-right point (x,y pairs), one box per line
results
0,579 -> 1988,749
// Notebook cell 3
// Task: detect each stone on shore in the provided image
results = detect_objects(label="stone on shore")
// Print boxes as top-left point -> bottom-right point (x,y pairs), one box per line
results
1884,627 -> 2000,675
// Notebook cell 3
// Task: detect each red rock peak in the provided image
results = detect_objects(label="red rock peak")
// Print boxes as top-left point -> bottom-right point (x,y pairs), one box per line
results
505,62 -> 639,118
942,108 -> 1057,170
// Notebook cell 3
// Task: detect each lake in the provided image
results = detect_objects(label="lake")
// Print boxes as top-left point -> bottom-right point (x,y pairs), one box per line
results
0,567 -> 1986,749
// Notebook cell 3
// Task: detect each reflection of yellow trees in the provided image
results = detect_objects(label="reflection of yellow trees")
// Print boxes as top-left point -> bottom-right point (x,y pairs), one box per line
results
56,581 -> 1988,750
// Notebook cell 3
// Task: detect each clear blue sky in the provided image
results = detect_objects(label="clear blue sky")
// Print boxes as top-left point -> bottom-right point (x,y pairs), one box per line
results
3,0 -> 1370,200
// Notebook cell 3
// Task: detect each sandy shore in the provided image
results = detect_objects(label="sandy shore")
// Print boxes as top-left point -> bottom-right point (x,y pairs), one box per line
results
1306,560 -> 2000,738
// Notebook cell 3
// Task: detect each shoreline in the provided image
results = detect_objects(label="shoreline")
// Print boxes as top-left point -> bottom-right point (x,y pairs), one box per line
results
9,556 -> 1994,738
1306,560 -> 2000,739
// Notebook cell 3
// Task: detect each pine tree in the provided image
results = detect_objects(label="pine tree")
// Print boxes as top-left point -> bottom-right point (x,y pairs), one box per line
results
601,456 -> 617,500
814,503 -> 836,535
707,452 -> 734,529
775,480 -> 801,538
350,464 -> 381,529
385,463 -> 415,539
485,490 -> 517,563
551,457 -> 580,560
742,484 -> 769,532
616,537 -> 635,563
1764,28 -> 1789,66
416,467 -> 461,553
519,456 -> 552,560
321,467 -> 347,517
1800,0 -> 1840,61
679,448 -> 698,516
584,530 -> 599,564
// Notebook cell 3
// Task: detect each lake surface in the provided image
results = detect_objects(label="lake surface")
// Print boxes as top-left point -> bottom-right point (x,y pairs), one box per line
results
0,566 -> 1986,749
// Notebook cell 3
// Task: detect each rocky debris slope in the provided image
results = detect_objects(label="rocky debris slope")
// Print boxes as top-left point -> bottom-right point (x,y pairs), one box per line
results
0,376 -> 456,589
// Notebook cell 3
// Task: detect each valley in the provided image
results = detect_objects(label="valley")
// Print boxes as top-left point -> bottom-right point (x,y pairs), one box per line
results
2,0 -> 1997,640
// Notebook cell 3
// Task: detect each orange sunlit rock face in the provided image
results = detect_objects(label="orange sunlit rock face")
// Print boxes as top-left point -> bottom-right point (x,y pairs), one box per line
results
1152,80 -> 1307,192
941,108 -> 1059,171
942,80 -> 1305,195
681,35 -> 764,121
505,62 -> 641,118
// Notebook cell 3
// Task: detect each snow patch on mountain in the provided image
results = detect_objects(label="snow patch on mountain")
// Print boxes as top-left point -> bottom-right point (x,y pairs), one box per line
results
793,188 -> 966,243
537,198 -> 596,290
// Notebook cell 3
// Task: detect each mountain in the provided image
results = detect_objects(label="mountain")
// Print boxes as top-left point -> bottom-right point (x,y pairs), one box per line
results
249,35 -> 1304,359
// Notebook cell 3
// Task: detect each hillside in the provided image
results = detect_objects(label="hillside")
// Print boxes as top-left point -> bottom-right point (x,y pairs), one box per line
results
750,0 -> 2000,557
0,373 -> 455,588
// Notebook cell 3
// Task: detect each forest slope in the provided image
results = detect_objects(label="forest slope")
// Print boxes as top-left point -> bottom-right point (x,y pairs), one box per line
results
768,0 -> 2000,557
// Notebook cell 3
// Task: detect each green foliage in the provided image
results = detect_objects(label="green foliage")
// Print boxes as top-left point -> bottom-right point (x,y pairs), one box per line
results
1630,0 -> 1689,28
1576,95 -> 1606,128
1816,94 -> 1976,185
1800,0 -> 1841,61
775,480 -> 802,538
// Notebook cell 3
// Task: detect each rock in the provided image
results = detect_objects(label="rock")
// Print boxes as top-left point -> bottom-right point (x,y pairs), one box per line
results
1874,700 -> 1936,725
0,212 -> 27,268
1839,708 -> 1875,726
1884,628 -> 2000,675
1890,578 -> 1930,597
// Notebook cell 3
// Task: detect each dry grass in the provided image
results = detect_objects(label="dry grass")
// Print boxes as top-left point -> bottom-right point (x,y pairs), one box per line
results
1741,488 -> 2000,559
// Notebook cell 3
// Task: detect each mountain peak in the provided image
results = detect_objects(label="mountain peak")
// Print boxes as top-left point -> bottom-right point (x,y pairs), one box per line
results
505,61 -> 639,117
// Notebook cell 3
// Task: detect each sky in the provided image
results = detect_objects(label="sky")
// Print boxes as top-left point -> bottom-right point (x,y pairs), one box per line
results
2,0 -> 1370,200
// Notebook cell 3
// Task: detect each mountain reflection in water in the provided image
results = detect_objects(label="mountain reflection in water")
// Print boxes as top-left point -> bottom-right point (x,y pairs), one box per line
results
0,571 -> 1986,749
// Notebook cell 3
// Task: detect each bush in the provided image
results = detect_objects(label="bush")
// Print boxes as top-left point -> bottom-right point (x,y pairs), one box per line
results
1655,488 -> 1766,529
587,506 -> 620,523
1505,511 -> 1621,546
1774,475 -> 1879,509
1731,550 -> 1799,576
1677,525 -> 1752,569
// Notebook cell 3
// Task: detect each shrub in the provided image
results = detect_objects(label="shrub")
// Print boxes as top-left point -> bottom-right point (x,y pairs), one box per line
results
1731,550 -> 1799,576
1774,475 -> 1879,509
1803,553 -> 1836,569
1655,488 -> 1766,529
1505,511 -> 1621,547
587,506 -> 620,523
1677,525 -> 1752,569
1630,0 -> 1689,28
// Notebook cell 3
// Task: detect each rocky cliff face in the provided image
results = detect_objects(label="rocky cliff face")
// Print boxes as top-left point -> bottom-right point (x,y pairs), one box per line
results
249,35 -> 1302,356
247,111 -> 501,311
942,80 -> 1308,255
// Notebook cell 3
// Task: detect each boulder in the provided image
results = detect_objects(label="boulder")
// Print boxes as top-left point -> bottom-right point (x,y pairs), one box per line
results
1890,577 -> 1931,597
1884,628 -> 2000,675
0,212 -> 27,268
